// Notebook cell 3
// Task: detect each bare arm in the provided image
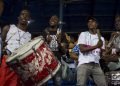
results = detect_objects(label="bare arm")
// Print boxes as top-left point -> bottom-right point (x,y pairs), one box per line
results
69,52 -> 78,61
2,25 -> 10,49
79,36 -> 103,53
79,44 -> 97,52
43,28 -> 52,43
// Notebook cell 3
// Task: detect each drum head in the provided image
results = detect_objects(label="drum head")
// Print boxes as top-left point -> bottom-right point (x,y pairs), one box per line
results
6,36 -> 44,63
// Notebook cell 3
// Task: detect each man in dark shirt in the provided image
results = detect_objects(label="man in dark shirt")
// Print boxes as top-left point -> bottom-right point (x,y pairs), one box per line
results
43,15 -> 69,86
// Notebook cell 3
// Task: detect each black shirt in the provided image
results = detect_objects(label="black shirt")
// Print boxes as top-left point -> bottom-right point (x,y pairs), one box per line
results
43,27 -> 68,60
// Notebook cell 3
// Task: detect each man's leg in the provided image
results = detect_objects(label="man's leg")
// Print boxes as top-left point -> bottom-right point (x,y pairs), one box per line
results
92,64 -> 107,86
76,64 -> 91,86
53,67 -> 62,86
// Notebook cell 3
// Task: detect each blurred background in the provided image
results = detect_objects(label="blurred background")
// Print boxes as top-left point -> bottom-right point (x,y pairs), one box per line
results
1,0 -> 120,85
1,0 -> 120,34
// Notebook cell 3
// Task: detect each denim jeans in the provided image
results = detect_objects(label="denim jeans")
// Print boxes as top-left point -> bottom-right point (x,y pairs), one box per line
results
76,63 -> 107,86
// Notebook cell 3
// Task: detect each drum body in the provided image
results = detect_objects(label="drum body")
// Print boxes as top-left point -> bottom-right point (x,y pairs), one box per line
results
6,36 -> 61,86
105,71 -> 120,86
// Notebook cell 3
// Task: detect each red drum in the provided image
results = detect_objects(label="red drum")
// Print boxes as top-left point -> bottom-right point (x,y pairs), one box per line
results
6,36 -> 61,86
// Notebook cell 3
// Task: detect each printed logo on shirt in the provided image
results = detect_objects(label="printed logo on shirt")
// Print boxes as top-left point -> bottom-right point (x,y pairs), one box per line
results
49,35 -> 58,51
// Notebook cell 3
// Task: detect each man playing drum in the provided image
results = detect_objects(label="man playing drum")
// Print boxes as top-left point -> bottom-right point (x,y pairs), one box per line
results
0,9 -> 31,86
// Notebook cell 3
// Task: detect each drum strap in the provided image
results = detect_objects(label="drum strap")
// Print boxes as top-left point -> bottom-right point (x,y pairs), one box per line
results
6,49 -> 12,56
2,49 -> 11,56
17,29 -> 27,46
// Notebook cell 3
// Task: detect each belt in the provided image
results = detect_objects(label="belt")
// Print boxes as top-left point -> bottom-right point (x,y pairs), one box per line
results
85,62 -> 99,65
89,62 -> 98,64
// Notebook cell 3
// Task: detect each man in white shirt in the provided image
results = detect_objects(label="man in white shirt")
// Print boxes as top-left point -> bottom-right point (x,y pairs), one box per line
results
77,17 -> 107,86
0,9 -> 31,86
2,10 -> 31,55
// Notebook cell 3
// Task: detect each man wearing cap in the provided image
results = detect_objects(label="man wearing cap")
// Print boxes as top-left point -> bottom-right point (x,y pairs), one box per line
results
76,17 -> 107,86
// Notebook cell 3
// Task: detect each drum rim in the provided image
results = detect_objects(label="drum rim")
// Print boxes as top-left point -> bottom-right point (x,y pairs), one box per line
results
6,37 -> 44,63
36,62 -> 61,86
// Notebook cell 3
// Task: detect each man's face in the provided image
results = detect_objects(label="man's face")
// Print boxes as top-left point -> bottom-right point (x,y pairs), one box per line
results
87,19 -> 97,30
115,16 -> 120,31
49,15 -> 59,27
18,10 -> 30,25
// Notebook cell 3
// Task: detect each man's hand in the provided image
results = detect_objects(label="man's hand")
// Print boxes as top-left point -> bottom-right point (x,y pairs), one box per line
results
102,54 -> 119,62
56,33 -> 61,43
46,35 -> 52,43
65,33 -> 71,42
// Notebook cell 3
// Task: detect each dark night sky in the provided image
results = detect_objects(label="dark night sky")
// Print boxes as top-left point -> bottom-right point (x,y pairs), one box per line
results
1,0 -> 120,33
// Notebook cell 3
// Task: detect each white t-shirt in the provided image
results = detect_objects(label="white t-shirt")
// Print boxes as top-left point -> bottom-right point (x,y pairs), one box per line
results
77,31 -> 105,67
6,24 -> 31,52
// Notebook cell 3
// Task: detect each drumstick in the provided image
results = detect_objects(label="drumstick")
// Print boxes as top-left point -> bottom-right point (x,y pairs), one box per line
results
97,29 -> 101,40
65,33 -> 70,42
